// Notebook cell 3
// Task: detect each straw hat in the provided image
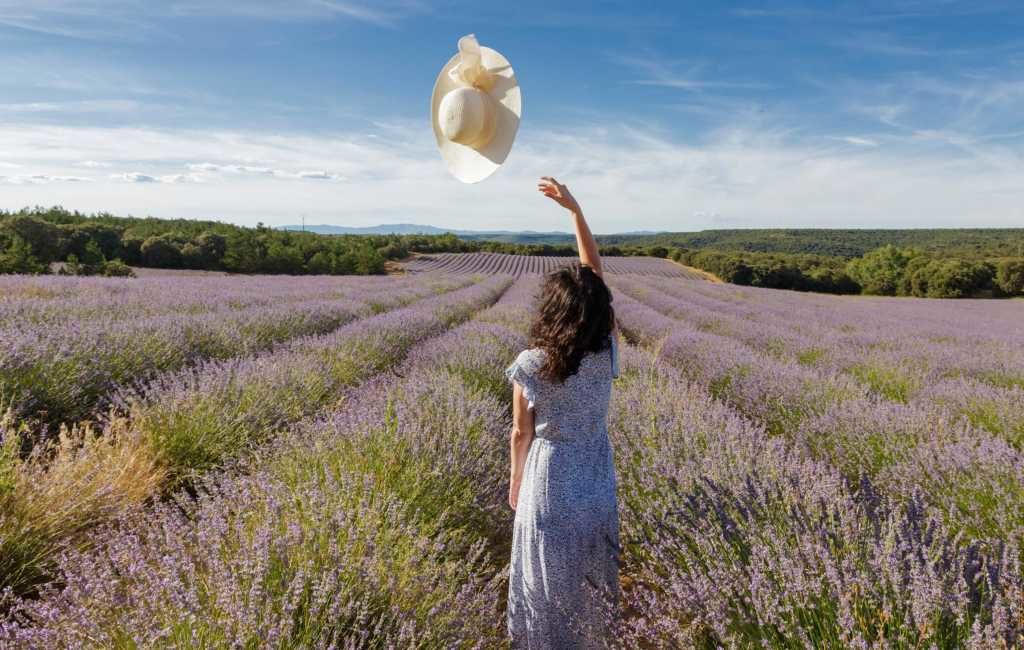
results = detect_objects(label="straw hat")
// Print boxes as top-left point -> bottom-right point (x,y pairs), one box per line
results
431,34 -> 522,183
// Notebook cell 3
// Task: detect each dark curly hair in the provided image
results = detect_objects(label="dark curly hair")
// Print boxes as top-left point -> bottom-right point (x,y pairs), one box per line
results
529,263 -> 615,383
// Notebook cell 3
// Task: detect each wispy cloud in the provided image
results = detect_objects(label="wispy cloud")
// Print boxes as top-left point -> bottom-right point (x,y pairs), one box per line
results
0,99 -> 141,113
1,173 -> 91,184
185,162 -> 344,181
612,55 -> 769,92
827,136 -> 880,147
0,0 -> 427,40
113,172 -> 158,183
837,31 -> 935,57
112,171 -> 203,184
1,122 -> 1021,230
171,0 -> 428,26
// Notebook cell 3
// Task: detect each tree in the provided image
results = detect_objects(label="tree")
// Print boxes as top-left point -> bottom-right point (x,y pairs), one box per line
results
196,232 -> 227,267
222,231 -> 264,273
141,235 -> 183,268
61,223 -> 122,260
120,236 -> 145,265
376,243 -> 407,260
995,259 -> 1024,296
263,240 -> 305,274
910,259 -> 992,298
306,251 -> 332,275
845,245 -> 920,296
0,235 -> 49,274
4,216 -> 63,263
180,242 -> 206,269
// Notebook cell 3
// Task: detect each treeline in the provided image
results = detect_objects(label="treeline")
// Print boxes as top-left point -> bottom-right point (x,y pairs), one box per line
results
671,249 -> 861,294
0,208 -> 580,277
670,246 -> 1024,298
604,228 -> 1024,260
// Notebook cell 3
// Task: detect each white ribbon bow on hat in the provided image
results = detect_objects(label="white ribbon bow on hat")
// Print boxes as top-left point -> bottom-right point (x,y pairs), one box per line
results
448,34 -> 495,91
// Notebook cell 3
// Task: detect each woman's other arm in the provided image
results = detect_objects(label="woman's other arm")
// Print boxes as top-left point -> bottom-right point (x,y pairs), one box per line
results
508,382 -> 535,510
538,177 -> 602,278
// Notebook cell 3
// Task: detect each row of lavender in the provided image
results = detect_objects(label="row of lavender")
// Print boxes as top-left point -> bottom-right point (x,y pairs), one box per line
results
1,274 -> 476,430
612,276 -> 1024,445
0,274 -> 421,326
0,276 -> 509,599
405,251 -> 702,278
5,271 -> 1020,647
1,277 -> 535,647
610,281 -> 1023,646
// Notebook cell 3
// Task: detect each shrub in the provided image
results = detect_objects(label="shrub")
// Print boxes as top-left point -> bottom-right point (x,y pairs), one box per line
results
995,258 -> 1024,296
100,259 -> 134,277
141,235 -> 183,268
909,259 -> 992,298
0,412 -> 164,597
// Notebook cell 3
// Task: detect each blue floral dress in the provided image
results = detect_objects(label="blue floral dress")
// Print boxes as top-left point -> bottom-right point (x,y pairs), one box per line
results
505,336 -> 621,649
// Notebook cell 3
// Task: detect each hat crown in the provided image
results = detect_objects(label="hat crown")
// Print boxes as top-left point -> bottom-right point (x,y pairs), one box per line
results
438,86 -> 496,148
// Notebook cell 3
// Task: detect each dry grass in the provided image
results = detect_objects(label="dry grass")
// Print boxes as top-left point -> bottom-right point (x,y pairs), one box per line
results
1,411 -> 165,597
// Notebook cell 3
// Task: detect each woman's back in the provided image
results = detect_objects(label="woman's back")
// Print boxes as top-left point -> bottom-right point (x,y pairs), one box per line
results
506,336 -> 620,647
506,336 -> 618,445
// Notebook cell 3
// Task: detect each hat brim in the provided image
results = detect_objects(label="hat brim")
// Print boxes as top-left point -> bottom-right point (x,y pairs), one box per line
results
431,46 -> 522,184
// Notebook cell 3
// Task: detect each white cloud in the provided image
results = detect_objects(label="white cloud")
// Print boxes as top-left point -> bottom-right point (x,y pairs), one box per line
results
828,136 -> 880,147
112,172 -> 158,183
0,174 -> 91,185
77,160 -> 112,168
0,121 -> 1021,231
294,170 -> 343,180
185,162 -> 223,172
185,162 -> 342,180
111,171 -> 203,184
158,173 -> 204,184
0,100 -> 141,113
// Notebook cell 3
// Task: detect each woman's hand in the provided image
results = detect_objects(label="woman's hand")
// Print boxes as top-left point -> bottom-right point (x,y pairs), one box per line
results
538,176 -> 580,214
509,477 -> 521,510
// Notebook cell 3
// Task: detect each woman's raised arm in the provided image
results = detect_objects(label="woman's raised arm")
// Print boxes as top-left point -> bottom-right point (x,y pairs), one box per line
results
538,177 -> 602,278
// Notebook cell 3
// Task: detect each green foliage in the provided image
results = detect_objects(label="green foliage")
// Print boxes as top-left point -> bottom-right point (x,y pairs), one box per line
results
906,259 -> 994,298
0,235 -> 49,275
2,216 -> 63,263
995,258 -> 1024,296
140,234 -> 183,268
601,227 -> 1024,259
845,245 -> 920,295
100,259 -> 134,277
678,249 -> 860,294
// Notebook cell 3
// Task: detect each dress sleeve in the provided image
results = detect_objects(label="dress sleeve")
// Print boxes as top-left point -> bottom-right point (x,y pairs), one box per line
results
611,335 -> 620,379
505,351 -> 537,411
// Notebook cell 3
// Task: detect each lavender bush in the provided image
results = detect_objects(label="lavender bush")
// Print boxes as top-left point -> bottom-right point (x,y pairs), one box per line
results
0,274 -> 473,432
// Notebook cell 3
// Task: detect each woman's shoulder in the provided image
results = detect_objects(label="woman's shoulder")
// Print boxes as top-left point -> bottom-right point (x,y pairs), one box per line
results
512,347 -> 546,374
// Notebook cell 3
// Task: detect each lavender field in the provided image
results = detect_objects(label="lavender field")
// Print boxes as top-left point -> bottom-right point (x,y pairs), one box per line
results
405,251 -> 704,278
1,266 -> 1023,648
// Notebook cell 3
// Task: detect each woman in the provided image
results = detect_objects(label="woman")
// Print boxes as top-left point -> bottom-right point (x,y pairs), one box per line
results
506,177 -> 621,648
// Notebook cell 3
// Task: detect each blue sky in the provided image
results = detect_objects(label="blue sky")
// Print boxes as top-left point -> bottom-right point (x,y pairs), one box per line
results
1,1 -> 1023,232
